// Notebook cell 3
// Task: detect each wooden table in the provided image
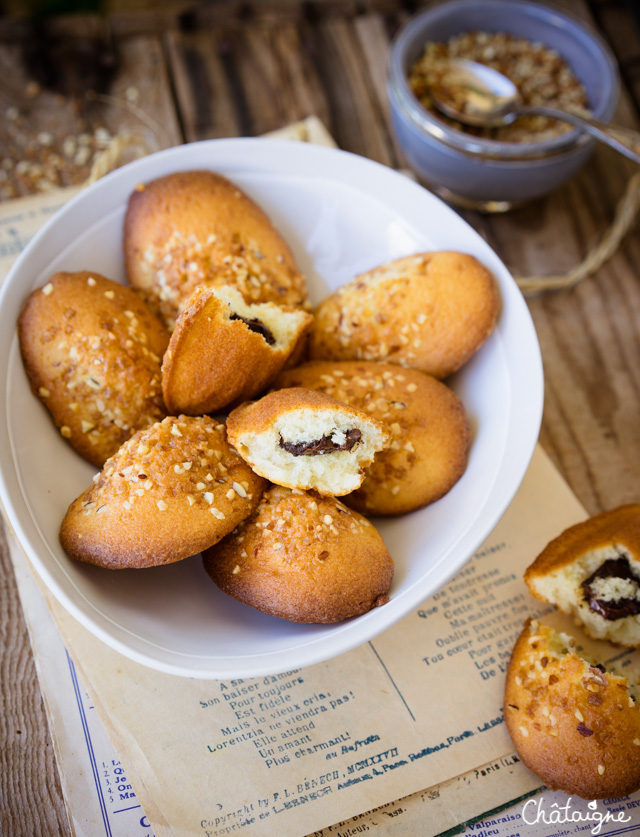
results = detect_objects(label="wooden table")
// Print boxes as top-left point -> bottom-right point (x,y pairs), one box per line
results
1,1 -> 639,833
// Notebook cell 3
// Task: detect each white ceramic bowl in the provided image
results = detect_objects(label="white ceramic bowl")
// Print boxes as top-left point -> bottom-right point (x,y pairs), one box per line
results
0,139 -> 543,678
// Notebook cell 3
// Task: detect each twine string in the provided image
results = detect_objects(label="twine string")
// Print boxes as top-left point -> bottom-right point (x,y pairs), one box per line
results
81,90 -> 166,187
515,171 -> 640,295
83,133 -> 152,186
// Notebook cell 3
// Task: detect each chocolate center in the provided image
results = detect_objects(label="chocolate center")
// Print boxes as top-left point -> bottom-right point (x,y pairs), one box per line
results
230,313 -> 276,345
581,556 -> 640,620
280,429 -> 362,457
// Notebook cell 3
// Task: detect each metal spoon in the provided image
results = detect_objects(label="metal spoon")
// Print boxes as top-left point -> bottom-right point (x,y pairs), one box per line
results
431,58 -> 640,164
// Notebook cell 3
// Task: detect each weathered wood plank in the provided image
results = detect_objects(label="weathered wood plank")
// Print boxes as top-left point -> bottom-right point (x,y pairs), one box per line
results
167,29 -> 248,142
307,15 -> 396,163
166,27 -> 243,140
472,134 -> 640,513
352,10 -> 411,169
273,23 -> 332,128
233,23 -> 329,135
108,0 -> 380,39
627,64 -> 640,111
99,33 -> 184,151
591,0 -> 640,65
528,235 -> 640,516
0,520 -> 72,837
167,19 -> 331,141
0,23 -> 181,200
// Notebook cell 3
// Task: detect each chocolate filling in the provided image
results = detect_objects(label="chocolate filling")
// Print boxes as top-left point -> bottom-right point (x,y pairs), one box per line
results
280,428 -> 362,457
581,556 -> 640,620
230,313 -> 276,345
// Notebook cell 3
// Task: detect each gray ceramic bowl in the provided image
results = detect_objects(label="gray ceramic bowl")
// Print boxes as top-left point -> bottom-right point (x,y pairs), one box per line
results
387,0 -> 619,210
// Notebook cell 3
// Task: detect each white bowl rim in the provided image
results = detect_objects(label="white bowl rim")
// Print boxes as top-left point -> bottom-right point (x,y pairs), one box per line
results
0,138 -> 544,678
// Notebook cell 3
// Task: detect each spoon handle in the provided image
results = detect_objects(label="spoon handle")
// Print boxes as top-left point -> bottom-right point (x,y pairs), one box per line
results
518,105 -> 640,165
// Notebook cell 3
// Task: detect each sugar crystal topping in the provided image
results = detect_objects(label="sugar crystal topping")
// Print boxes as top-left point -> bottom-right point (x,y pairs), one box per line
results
225,485 -> 372,564
79,416 -> 256,516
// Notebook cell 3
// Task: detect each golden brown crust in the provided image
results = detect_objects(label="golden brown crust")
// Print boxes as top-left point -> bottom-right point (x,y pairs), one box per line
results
273,361 -> 470,515
309,251 -> 499,379
60,415 -> 267,568
161,286 -> 314,415
525,505 -> 640,584
18,270 -> 169,467
227,386 -> 384,437
504,620 -> 640,799
123,170 -> 309,329
203,485 -> 394,623
226,387 -> 390,496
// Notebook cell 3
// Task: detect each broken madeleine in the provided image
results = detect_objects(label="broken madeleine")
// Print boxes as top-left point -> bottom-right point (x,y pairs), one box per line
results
505,619 -> 640,799
161,285 -> 313,415
525,505 -> 640,648
226,387 -> 390,496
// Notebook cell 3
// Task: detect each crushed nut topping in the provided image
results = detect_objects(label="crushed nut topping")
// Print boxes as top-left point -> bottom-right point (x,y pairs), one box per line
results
228,485 -> 369,565
136,226 -> 307,329
576,722 -> 594,737
408,30 -> 589,143
76,416 -> 259,520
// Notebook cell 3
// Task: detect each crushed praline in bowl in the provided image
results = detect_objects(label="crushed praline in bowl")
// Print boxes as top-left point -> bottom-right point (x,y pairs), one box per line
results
408,30 -> 590,143
387,0 -> 619,211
